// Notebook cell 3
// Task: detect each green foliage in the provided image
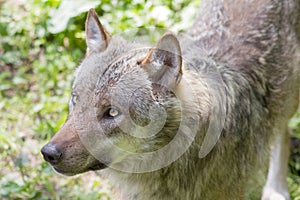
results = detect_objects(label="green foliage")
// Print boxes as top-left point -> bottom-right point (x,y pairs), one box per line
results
0,0 -> 299,199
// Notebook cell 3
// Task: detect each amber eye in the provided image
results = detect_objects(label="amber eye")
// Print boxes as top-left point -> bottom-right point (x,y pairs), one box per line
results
106,108 -> 120,118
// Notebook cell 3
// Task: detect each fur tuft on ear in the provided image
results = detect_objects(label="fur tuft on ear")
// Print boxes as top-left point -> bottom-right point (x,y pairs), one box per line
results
139,32 -> 182,89
86,9 -> 111,54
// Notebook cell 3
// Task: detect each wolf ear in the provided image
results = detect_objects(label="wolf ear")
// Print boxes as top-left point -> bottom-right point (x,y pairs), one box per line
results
139,32 -> 182,88
86,9 -> 111,54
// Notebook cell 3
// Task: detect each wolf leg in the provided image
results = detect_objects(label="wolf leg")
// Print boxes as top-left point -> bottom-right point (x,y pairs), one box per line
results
262,126 -> 290,200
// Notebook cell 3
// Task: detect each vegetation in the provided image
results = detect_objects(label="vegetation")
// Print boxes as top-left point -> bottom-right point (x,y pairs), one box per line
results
0,0 -> 299,199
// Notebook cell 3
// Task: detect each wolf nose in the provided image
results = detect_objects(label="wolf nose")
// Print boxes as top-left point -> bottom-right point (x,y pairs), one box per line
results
41,143 -> 62,164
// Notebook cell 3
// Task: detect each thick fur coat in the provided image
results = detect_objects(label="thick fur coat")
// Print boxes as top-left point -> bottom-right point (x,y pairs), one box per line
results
42,0 -> 300,199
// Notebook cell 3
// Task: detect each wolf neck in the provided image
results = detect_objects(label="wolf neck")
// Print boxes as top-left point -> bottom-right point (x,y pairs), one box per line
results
104,63 -> 268,200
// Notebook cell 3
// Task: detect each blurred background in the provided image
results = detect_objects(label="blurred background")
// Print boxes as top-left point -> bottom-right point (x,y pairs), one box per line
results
0,0 -> 299,199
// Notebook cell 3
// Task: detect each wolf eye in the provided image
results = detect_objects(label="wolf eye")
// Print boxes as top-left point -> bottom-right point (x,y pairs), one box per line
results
108,108 -> 119,117
105,108 -> 120,119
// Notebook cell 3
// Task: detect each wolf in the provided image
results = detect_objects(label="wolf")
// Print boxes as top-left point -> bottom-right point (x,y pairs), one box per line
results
41,0 -> 300,199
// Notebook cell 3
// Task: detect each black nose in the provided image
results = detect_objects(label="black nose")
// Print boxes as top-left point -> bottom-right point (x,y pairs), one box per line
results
41,143 -> 62,164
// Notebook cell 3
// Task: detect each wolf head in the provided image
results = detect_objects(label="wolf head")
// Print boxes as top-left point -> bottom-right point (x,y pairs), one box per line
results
41,9 -> 203,175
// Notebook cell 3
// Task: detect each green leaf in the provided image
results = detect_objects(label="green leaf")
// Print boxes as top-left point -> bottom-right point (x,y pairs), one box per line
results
48,0 -> 101,33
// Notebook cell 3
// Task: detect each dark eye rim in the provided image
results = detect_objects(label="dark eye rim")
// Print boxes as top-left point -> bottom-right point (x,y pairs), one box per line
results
71,91 -> 79,105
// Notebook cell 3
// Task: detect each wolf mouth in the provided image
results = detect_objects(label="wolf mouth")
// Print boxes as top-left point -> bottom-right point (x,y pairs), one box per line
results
53,166 -> 77,175
88,163 -> 107,171
52,162 -> 107,175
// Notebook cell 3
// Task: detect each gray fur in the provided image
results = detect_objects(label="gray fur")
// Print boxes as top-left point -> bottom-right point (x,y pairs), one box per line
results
42,0 -> 300,199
